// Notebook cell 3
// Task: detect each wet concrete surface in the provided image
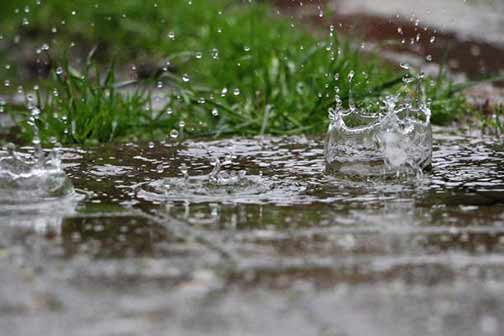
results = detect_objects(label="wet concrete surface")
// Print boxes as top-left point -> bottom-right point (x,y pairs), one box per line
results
1,128 -> 504,335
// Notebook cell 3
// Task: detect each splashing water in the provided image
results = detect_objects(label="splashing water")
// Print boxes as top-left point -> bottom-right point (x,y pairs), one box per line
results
0,144 -> 73,203
138,156 -> 305,204
325,72 -> 432,178
0,95 -> 74,204
0,143 -> 77,232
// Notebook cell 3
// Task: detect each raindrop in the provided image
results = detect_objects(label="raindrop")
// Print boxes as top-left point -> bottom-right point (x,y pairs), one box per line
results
400,62 -> 410,70
211,48 -> 219,60
0,97 -> 6,113
170,129 -> 179,138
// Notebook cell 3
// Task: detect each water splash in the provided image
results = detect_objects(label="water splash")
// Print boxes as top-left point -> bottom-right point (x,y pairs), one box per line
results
138,156 -> 305,204
325,71 -> 432,178
0,94 -> 74,203
0,144 -> 73,203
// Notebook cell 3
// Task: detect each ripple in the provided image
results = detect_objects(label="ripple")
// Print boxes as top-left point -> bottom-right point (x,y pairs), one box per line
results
137,173 -> 307,205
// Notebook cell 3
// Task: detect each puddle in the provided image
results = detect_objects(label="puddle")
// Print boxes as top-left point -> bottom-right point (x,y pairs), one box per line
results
1,128 -> 504,335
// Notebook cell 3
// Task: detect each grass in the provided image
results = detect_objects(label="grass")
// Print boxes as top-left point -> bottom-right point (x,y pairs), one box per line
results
481,103 -> 504,135
15,55 -> 176,144
0,0 -> 474,145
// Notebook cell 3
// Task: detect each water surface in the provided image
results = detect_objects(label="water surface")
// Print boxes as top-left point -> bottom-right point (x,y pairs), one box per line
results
1,127 -> 504,335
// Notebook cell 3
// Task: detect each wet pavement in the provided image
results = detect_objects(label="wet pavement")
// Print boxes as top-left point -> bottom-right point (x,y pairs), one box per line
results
1,127 -> 504,335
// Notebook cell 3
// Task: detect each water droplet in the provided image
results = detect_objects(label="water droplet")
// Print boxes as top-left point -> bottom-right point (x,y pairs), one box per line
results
170,129 -> 179,138
211,48 -> 219,60
400,62 -> 410,70
0,97 -> 6,113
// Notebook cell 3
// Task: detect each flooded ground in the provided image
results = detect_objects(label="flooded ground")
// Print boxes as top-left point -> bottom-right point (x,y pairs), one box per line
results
1,127 -> 504,335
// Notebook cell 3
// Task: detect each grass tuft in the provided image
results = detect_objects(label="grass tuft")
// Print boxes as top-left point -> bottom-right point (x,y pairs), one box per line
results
0,0 -> 476,144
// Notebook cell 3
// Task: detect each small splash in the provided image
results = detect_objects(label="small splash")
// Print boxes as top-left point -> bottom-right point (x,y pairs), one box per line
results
325,71 -> 432,178
138,157 -> 305,204
89,164 -> 132,177
0,143 -> 78,231
0,144 -> 74,203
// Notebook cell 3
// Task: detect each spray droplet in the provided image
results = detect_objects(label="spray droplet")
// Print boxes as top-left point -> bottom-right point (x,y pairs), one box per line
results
170,129 -> 179,138
211,48 -> 219,60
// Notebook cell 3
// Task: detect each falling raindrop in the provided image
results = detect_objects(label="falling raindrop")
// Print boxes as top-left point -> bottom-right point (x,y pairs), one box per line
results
170,129 -> 179,138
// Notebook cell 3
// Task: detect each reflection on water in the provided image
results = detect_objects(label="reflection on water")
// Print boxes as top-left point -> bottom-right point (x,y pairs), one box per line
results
1,128 -> 504,335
